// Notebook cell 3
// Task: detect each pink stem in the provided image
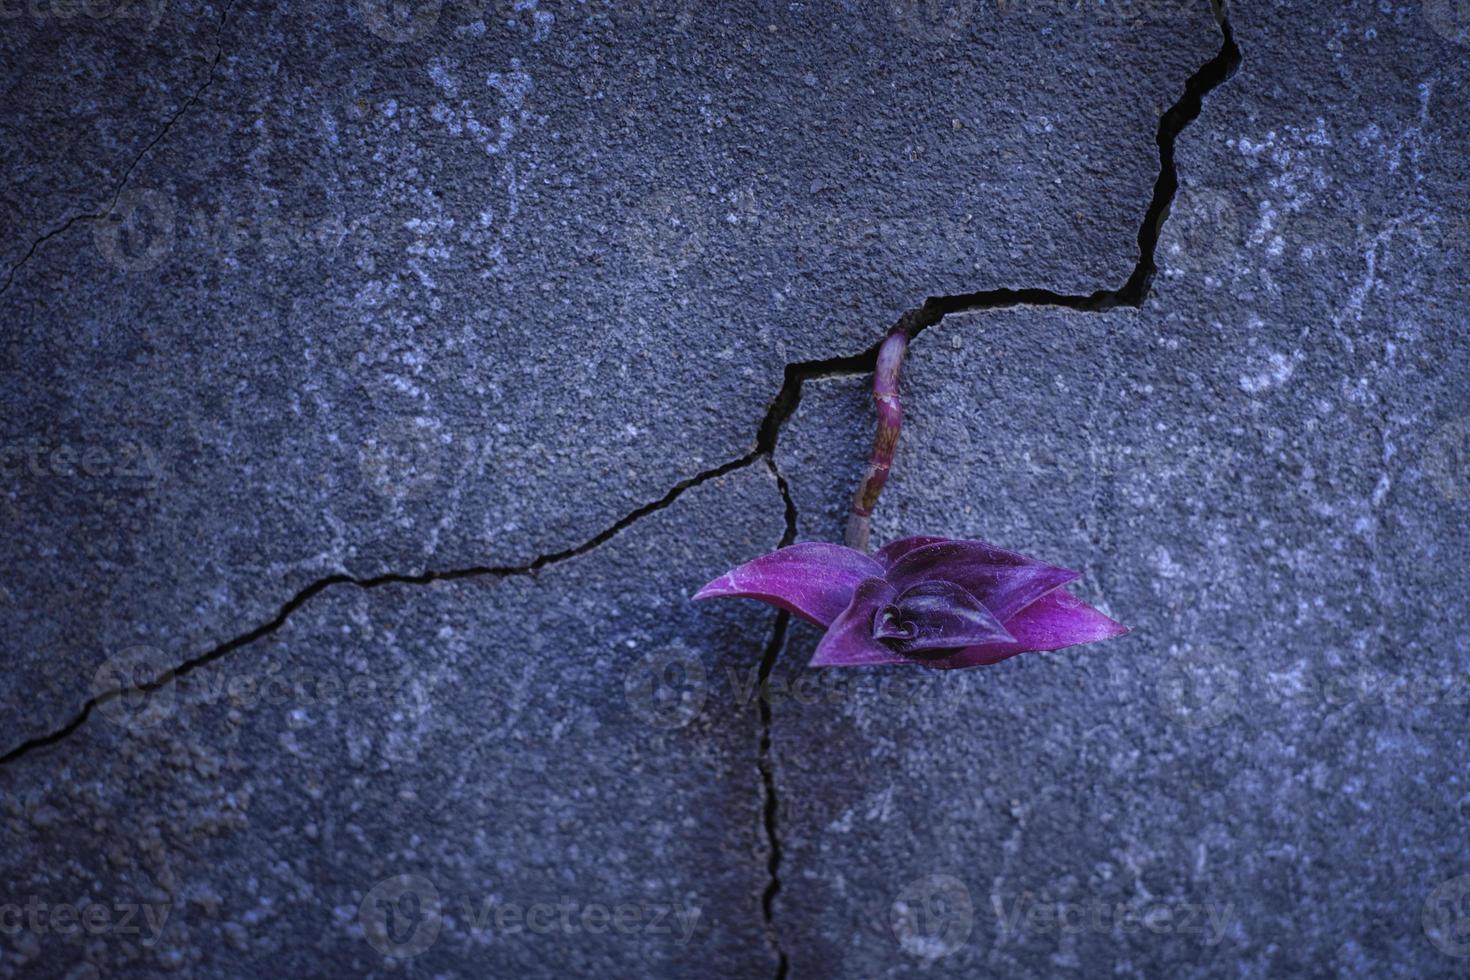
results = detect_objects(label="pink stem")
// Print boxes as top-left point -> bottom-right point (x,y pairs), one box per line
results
845,328 -> 909,552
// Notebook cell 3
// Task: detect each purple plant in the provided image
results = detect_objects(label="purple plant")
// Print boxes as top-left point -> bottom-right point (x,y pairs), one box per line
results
697,326 -> 1126,669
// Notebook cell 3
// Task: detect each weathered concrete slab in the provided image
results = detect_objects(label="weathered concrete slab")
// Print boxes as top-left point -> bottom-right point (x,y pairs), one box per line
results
5,0 -> 1466,976
0,0 -> 1220,749
0,0 -> 226,276
0,464 -> 785,977
767,1 -> 1470,975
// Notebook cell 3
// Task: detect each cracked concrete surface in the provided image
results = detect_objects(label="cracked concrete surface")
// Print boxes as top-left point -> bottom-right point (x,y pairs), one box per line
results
2,464 -> 788,976
1,0 -> 1219,753
2,0 -> 1467,976
767,3 -> 1469,976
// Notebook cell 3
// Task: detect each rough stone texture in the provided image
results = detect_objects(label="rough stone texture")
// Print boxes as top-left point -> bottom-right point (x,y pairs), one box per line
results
0,465 -> 786,977
0,0 -> 1219,749
0,0 -> 228,277
3,0 -> 1468,977
769,1 -> 1470,976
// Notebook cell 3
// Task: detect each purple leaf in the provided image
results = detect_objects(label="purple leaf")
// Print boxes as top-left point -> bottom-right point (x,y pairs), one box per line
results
883,540 -> 1079,623
693,542 -> 883,627
810,578 -> 907,667
930,591 -> 1129,669
874,581 -> 1014,656
696,534 -> 1126,671
873,535 -> 950,569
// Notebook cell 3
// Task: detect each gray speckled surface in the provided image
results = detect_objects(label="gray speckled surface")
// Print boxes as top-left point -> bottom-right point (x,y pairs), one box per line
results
0,0 -> 1217,751
2,0 -> 1469,976
0,464 -> 786,976
770,1 -> 1470,975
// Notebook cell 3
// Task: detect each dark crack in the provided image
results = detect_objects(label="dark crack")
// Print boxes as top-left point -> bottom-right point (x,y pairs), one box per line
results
742,9 -> 1239,975
754,455 -> 799,977
0,447 -> 760,766
0,338 -> 876,766
756,608 -> 792,980
1,31 -> 1244,979
0,9 -> 1242,976
0,0 -> 237,298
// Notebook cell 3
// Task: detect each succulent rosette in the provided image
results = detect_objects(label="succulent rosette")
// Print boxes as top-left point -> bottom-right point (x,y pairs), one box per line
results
696,536 -> 1125,669
697,325 -> 1126,669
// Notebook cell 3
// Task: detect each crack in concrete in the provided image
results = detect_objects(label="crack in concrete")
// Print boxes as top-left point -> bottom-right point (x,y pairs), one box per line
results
0,445 -> 763,765
0,0 -> 237,299
0,335 -> 880,767
756,455 -> 798,977
0,12 -> 1242,975
744,8 -> 1240,975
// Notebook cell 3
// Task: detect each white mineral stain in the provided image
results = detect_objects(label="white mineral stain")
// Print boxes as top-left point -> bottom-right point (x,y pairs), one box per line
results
1239,351 -> 1297,393
428,58 -> 459,98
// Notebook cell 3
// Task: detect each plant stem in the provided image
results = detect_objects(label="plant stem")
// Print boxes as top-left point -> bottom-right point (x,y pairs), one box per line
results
845,327 -> 909,552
